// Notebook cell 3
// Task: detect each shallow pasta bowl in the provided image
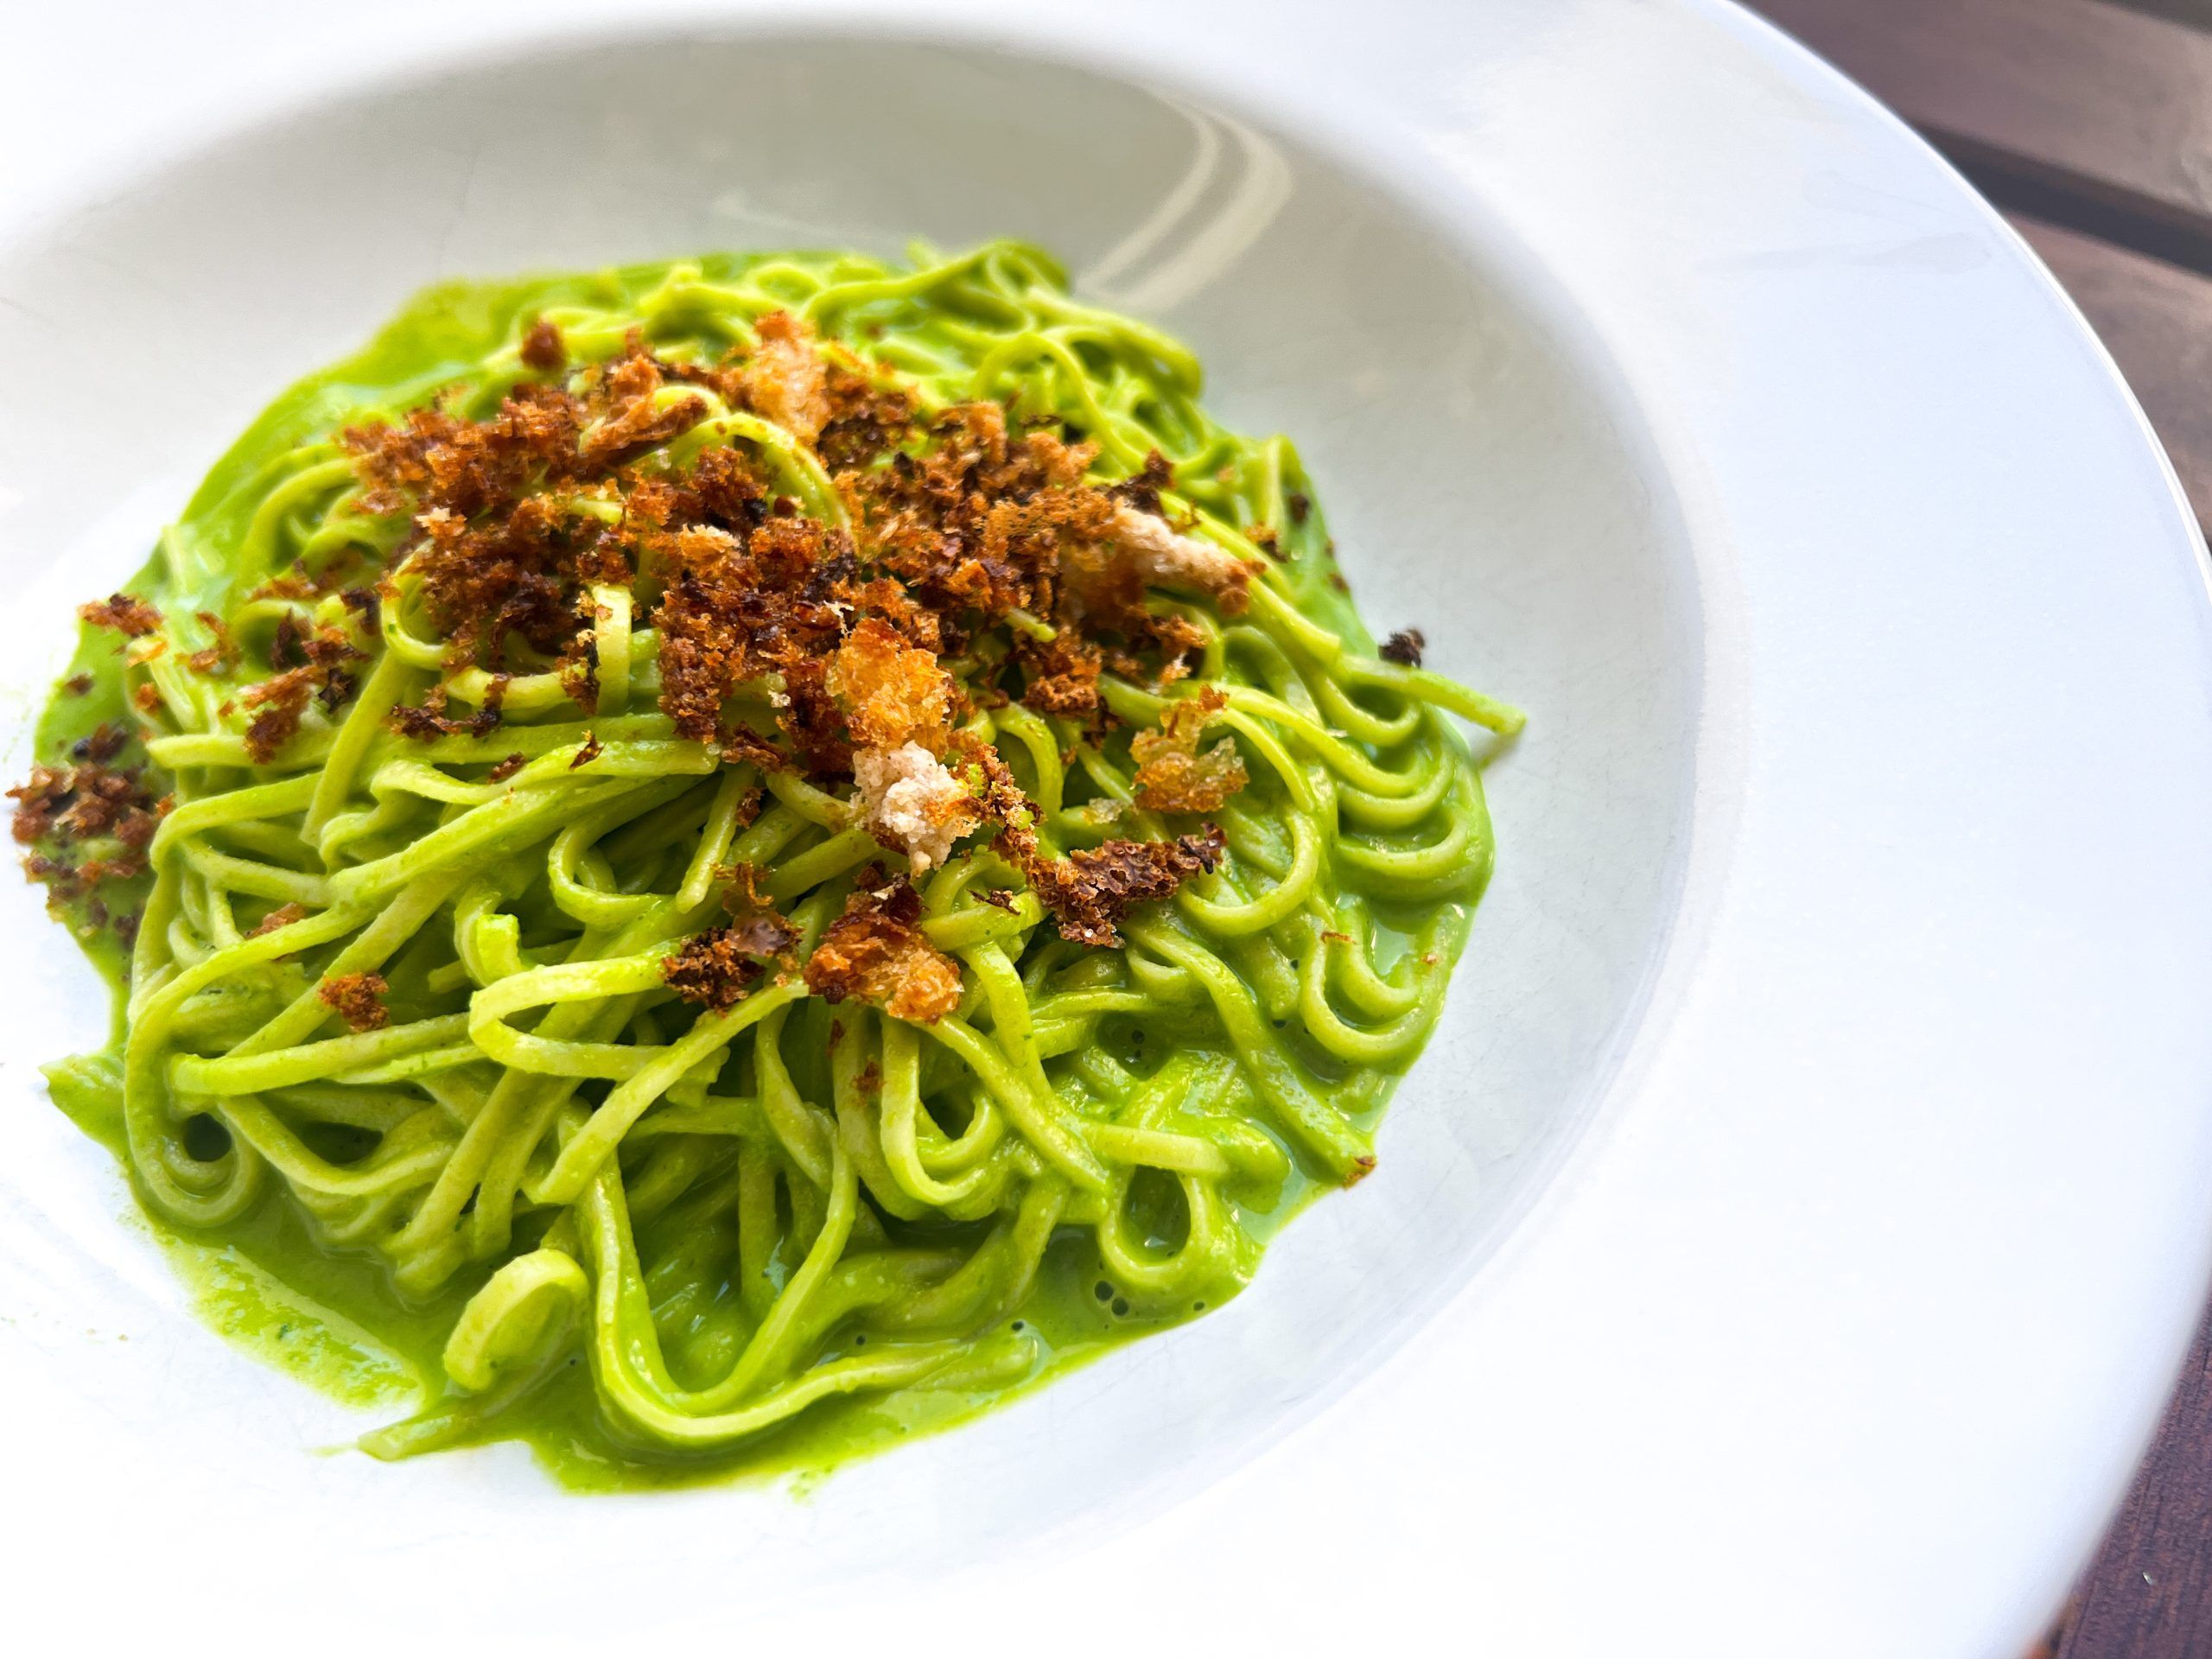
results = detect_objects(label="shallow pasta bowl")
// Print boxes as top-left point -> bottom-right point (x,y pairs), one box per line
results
2,2 -> 2210,1655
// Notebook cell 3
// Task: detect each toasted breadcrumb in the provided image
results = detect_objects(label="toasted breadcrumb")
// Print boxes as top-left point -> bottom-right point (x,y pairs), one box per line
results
719,724 -> 788,773
944,734 -> 1225,946
390,679 -> 505,741
1022,826 -> 1227,948
42,323 -> 1293,999
519,317 -> 567,374
80,594 -> 162,639
1380,629 -> 1425,667
1107,448 -> 1176,518
664,906 -> 800,1010
318,972 -> 390,1032
9,760 -> 162,854
741,311 -> 832,443
816,353 -> 918,470
239,626 -> 365,763
652,517 -> 854,763
186,612 -> 241,677
802,874 -> 963,1023
829,617 -> 951,751
853,741 -> 975,874
1131,688 -> 1246,814
1012,629 -> 1105,716
1109,505 -> 1256,611
836,404 -> 1106,630
75,721 -> 130,765
247,902 -> 307,938
241,677 -> 313,765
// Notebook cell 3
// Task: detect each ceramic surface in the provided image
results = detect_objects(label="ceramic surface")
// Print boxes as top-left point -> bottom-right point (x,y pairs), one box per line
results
0,5 -> 2207,1656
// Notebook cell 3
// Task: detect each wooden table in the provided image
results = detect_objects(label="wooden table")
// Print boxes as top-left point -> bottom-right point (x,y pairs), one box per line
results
1740,4 -> 2212,1653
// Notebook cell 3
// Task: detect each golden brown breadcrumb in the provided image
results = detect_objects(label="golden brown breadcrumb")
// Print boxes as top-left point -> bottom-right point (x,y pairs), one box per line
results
79,594 -> 162,639
519,317 -> 567,374
1131,689 -> 1246,814
663,906 -> 800,1010
1012,629 -> 1104,717
652,517 -> 854,762
247,901 -> 307,938
240,626 -> 365,763
829,616 -> 951,751
802,873 -> 963,1022
1380,629 -> 1424,667
740,311 -> 832,444
582,345 -> 709,471
33,326 -> 1273,988
816,353 -> 918,471
1020,826 -> 1227,948
389,679 -> 505,741
318,972 -> 389,1032
9,760 -> 162,854
1106,448 -> 1176,518
943,733 -> 1224,945
75,721 -> 130,766
185,612 -> 240,677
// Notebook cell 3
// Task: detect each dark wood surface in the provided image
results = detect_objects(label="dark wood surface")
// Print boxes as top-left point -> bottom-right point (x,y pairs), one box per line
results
2012,216 -> 2212,528
1739,3 -> 2212,1656
1752,0 -> 2212,257
2053,1308 -> 2212,1656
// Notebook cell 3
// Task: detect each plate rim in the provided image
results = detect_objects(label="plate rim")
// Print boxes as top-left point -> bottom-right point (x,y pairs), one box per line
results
2,3 -> 2209,1655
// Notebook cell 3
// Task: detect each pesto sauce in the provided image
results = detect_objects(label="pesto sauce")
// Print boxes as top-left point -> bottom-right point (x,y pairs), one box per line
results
27,257 -> 1420,1490
39,680 -> 1340,1495
49,995 -> 1302,1491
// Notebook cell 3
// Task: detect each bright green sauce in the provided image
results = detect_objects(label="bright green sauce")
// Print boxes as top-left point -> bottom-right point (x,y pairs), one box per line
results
22,244 -> 1515,1489
47,993 -> 1322,1489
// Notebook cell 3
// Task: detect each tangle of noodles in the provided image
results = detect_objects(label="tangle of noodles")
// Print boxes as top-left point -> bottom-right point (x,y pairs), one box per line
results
16,241 -> 1522,1473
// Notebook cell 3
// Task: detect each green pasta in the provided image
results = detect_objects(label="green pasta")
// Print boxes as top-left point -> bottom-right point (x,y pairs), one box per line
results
15,240 -> 1520,1478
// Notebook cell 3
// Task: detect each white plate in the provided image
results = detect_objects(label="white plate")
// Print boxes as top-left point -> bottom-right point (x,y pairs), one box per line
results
2,3 -> 2209,1656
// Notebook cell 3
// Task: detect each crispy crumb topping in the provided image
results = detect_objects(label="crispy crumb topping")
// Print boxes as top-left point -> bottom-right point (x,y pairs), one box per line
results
1021,826 -> 1226,948
830,617 -> 951,751
24,308 -> 1262,976
740,311 -> 832,444
853,741 -> 975,874
1380,629 -> 1425,667
247,902 -> 307,938
186,613 -> 241,677
803,873 -> 963,1023
9,750 -> 166,915
519,317 -> 567,374
664,918 -> 799,1010
80,594 -> 162,639
241,626 -> 365,763
941,733 -> 1224,944
390,679 -> 504,742
664,864 -> 801,1009
1131,689 -> 1246,814
318,972 -> 390,1032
